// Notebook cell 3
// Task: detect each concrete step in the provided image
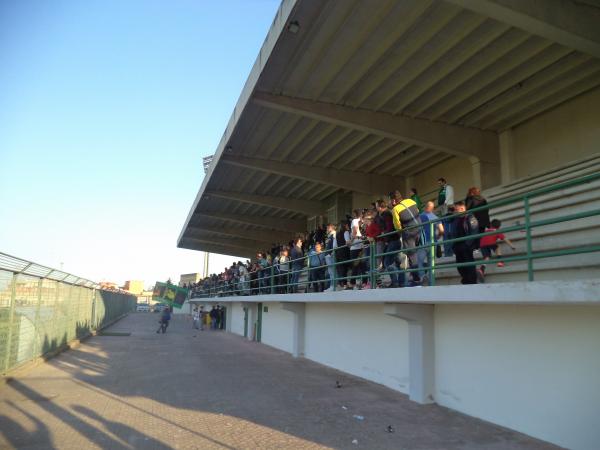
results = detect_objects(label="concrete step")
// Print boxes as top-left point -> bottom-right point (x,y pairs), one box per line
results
485,152 -> 600,201
490,180 -> 600,224
431,252 -> 600,285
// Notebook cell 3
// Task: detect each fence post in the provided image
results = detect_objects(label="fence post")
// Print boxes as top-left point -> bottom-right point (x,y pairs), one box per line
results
31,278 -> 43,362
524,196 -> 534,281
429,222 -> 436,286
369,241 -> 376,288
332,250 -> 337,292
3,273 -> 17,373
270,265 -> 275,295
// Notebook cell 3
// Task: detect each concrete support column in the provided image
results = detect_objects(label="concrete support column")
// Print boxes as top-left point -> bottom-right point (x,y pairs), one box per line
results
246,303 -> 258,341
499,129 -> 516,185
225,302 -> 233,332
469,156 -> 501,190
384,303 -> 435,404
281,302 -> 306,357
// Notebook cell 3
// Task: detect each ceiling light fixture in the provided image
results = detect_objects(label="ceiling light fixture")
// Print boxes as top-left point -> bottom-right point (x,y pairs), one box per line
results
288,20 -> 300,34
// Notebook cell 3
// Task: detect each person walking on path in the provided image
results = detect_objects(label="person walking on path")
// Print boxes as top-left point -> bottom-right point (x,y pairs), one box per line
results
192,307 -> 200,330
210,306 -> 218,330
156,306 -> 171,334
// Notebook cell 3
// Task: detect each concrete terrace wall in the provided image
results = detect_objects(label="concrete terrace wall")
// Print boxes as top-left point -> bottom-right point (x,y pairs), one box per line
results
411,156 -> 475,202
304,303 -> 410,394
230,302 -> 245,336
221,291 -> 600,450
511,87 -> 600,180
434,304 -> 600,450
261,302 -> 294,354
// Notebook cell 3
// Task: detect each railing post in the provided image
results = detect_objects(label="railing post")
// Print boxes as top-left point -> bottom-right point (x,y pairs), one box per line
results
524,196 -> 534,281
332,249 -> 337,292
429,222 -> 436,286
270,265 -> 275,295
369,241 -> 376,288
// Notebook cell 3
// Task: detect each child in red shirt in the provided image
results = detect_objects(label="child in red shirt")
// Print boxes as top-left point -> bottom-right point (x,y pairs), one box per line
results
480,219 -> 516,271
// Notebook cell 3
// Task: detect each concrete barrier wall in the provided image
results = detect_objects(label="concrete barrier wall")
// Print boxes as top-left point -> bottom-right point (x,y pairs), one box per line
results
434,304 -> 600,450
219,296 -> 600,449
304,303 -> 410,394
230,302 -> 245,336
261,303 -> 295,354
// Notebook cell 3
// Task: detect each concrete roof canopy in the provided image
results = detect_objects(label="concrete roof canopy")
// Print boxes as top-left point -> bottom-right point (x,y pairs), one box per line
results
178,0 -> 600,257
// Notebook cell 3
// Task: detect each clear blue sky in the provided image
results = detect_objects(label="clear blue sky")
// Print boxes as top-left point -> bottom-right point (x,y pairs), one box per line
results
0,0 -> 280,287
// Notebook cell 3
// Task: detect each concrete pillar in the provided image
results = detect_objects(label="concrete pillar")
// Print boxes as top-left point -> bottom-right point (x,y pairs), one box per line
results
225,302 -> 233,332
469,156 -> 501,190
246,302 -> 258,341
499,129 -> 516,185
281,302 -> 306,357
384,303 -> 435,404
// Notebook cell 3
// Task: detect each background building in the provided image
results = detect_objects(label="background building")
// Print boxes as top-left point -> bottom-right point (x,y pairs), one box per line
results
123,280 -> 144,295
179,272 -> 201,286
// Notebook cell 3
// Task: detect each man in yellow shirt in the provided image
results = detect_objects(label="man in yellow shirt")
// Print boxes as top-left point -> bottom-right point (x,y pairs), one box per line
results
391,193 -> 422,285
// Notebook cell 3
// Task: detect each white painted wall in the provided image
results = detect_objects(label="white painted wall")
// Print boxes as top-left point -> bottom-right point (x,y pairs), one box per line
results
434,304 -> 600,450
261,302 -> 294,354
230,302 -> 245,337
304,303 -> 410,394
412,156 -> 475,202
512,87 -> 600,180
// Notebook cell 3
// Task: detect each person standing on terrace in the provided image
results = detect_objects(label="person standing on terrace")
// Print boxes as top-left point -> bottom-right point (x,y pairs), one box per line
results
349,209 -> 366,289
450,201 -> 479,284
274,247 -> 290,294
409,188 -> 423,212
324,223 -> 338,292
437,178 -> 454,216
290,237 -> 304,293
392,192 -> 423,286
418,201 -> 444,282
465,186 -> 490,236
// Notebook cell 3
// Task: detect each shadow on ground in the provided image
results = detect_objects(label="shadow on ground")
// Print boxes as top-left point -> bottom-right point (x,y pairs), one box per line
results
0,313 -> 558,450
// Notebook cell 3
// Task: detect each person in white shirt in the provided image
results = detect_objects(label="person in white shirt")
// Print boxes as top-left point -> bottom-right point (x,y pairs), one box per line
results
437,177 -> 454,215
192,307 -> 200,330
349,210 -> 366,289
324,223 -> 338,291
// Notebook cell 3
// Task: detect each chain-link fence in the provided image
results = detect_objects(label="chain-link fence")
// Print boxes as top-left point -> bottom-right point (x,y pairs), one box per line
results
0,252 -> 136,374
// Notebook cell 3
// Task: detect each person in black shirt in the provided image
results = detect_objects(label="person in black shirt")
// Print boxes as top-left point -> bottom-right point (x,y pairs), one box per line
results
450,201 -> 479,284
465,187 -> 490,237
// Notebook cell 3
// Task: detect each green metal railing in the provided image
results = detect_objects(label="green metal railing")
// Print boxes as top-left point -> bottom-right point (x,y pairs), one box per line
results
191,171 -> 600,298
0,252 -> 137,374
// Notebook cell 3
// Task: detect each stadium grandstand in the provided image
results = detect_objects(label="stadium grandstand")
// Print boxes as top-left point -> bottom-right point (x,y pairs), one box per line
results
178,1 -> 600,449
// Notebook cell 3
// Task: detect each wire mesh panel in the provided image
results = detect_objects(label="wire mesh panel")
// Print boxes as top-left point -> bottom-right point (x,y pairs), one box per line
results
0,252 -> 136,373
0,270 -> 14,370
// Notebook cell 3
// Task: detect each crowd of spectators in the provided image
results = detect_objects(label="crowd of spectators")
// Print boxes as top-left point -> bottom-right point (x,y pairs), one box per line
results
187,178 -> 515,297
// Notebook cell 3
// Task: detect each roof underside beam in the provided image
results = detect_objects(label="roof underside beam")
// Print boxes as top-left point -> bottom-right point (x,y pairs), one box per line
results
178,239 -> 254,259
220,155 -> 403,194
182,235 -> 264,254
204,190 -> 326,216
186,224 -> 292,245
447,0 -> 600,59
195,211 -> 305,232
252,91 -> 500,164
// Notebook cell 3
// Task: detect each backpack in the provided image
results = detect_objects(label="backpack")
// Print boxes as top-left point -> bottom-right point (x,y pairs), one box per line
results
463,214 -> 480,249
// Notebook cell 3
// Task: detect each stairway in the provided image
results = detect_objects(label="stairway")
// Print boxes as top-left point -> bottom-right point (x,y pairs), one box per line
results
432,153 -> 600,284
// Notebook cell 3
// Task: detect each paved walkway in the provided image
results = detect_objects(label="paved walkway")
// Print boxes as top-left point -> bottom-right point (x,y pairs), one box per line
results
0,313 -> 556,450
